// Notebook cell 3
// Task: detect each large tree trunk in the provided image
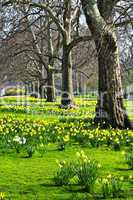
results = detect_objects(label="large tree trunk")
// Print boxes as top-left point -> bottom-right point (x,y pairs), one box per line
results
61,44 -> 73,107
81,0 -> 132,129
94,32 -> 132,128
39,83 -> 45,99
46,18 -> 56,102
78,73 -> 83,94
46,68 -> 55,102
60,0 -> 74,108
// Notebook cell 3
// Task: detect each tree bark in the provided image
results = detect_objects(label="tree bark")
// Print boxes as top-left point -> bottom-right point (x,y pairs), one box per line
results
94,32 -> 132,128
46,17 -> 56,102
81,0 -> 132,129
46,68 -> 55,102
60,0 -> 74,108
61,44 -> 73,106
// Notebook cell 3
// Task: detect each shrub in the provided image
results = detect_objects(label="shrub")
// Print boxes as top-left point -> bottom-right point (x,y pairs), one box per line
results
0,192 -> 6,200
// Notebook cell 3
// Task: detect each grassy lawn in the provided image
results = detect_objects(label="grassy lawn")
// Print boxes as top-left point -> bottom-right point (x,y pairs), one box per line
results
0,145 -> 133,200
0,96 -> 133,200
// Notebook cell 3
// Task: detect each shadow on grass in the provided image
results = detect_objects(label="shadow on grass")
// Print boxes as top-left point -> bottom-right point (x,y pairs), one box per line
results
114,167 -> 132,171
39,183 -> 58,188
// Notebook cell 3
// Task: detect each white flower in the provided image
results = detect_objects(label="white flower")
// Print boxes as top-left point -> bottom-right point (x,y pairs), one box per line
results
13,136 -> 22,144
22,137 -> 26,144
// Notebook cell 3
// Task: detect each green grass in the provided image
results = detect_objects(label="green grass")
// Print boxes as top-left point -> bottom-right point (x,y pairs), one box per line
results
0,96 -> 133,199
0,145 -> 133,200
0,96 -> 96,121
0,96 -> 132,120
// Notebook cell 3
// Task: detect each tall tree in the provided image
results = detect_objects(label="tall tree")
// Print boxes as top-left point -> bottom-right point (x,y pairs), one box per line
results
2,0 -> 92,107
81,0 -> 133,128
0,3 -> 58,101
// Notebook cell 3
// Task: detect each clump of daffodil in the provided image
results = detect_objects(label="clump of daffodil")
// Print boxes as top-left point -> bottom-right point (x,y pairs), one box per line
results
128,175 -> 132,180
102,178 -> 109,184
0,192 -> 5,200
63,135 -> 70,143
57,160 -> 66,168
119,176 -> 124,181
54,151 -> 101,191
121,151 -> 126,155
76,150 -> 89,163
101,175 -> 124,198
107,174 -> 112,179
125,150 -> 133,169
